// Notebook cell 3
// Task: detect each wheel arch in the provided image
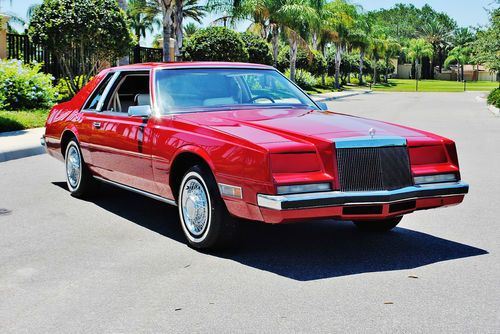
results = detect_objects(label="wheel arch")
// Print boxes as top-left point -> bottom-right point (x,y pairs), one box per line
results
60,128 -> 79,158
169,146 -> 216,201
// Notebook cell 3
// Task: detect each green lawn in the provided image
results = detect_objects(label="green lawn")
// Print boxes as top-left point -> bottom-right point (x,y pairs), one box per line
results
359,79 -> 498,92
0,109 -> 49,133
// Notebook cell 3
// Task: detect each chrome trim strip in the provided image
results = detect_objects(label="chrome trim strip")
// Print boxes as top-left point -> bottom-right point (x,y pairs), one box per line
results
94,176 -> 177,206
334,136 -> 407,149
257,182 -> 469,210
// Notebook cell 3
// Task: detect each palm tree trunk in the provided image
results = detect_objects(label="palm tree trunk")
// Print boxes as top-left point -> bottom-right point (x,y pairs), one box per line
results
174,0 -> 183,60
271,25 -> 279,68
161,0 -> 173,62
289,38 -> 298,82
312,32 -> 318,50
359,50 -> 364,85
334,43 -> 342,89
373,57 -> 378,84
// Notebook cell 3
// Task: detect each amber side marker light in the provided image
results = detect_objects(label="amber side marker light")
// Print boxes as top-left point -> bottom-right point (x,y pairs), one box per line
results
218,183 -> 243,199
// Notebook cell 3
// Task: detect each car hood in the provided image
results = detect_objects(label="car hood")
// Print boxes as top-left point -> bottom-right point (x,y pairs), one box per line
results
174,107 -> 434,145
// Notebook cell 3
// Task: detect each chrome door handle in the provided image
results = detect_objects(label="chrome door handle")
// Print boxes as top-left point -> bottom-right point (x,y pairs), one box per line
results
93,122 -> 101,129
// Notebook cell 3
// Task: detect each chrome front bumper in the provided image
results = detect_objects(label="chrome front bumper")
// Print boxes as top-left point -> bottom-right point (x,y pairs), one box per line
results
257,182 -> 469,210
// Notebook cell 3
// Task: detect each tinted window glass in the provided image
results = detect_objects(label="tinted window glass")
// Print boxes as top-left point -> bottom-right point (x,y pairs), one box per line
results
84,73 -> 114,110
155,68 -> 318,114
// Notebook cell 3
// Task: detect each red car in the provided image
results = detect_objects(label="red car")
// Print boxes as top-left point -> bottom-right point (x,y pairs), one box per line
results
42,62 -> 468,249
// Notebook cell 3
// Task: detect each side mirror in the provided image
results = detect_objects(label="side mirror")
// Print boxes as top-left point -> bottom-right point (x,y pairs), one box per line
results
316,101 -> 328,111
128,105 -> 152,117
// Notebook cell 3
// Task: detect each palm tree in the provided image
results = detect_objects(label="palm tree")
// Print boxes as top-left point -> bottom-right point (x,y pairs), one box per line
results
346,29 -> 369,85
407,38 -> 433,89
128,0 -> 161,45
183,22 -> 199,38
444,46 -> 472,82
324,0 -> 357,89
369,36 -> 386,84
173,0 -> 206,58
383,38 -> 401,82
419,19 -> 453,77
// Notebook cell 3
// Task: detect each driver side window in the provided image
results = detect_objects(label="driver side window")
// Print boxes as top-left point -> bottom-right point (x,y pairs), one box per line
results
103,72 -> 150,114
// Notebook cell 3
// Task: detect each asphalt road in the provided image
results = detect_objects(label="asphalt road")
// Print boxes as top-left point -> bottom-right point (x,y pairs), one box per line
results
1,92 -> 499,333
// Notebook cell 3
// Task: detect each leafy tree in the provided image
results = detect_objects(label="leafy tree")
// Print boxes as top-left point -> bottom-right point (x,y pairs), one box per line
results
383,39 -> 401,82
472,8 -> 500,75
240,33 -> 273,65
346,25 -> 370,85
29,0 -> 134,95
183,26 -> 249,62
368,35 -> 386,84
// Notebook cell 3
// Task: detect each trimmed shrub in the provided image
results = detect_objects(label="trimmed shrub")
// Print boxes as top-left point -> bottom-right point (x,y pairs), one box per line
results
278,46 -> 326,76
284,69 -> 316,90
309,50 -> 327,76
55,76 -> 90,102
0,59 -> 58,110
240,33 -> 273,65
183,27 -> 249,62
487,88 -> 500,108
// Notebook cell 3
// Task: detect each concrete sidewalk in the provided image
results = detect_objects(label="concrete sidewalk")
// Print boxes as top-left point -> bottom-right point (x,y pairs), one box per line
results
0,127 -> 45,163
310,89 -> 372,102
0,90 -> 371,163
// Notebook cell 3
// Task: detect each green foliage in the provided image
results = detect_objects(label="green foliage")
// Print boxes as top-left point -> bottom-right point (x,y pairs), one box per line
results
0,109 -> 49,133
284,68 -> 315,90
55,76 -> 90,102
240,33 -> 273,65
0,59 -> 57,110
183,27 -> 249,62
29,0 -> 134,95
472,8 -> 500,73
487,88 -> 500,108
277,46 -> 326,75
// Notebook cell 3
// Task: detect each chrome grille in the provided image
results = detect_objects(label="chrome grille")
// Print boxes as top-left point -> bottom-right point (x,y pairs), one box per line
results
336,146 -> 413,192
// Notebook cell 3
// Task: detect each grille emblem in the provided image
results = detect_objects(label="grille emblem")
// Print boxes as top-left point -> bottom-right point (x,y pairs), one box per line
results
368,128 -> 376,138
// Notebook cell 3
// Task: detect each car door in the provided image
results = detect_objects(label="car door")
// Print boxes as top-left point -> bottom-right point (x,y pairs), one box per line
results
81,71 -> 157,194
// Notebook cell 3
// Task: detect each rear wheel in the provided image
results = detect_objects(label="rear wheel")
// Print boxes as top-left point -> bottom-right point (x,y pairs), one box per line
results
353,216 -> 403,232
65,139 -> 99,198
178,165 -> 236,250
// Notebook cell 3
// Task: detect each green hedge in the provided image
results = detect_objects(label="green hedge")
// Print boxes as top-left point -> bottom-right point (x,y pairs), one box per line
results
240,33 -> 273,65
183,27 -> 249,62
487,88 -> 500,108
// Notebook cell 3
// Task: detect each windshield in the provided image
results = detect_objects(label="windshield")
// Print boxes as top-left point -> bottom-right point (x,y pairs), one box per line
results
154,68 -> 318,114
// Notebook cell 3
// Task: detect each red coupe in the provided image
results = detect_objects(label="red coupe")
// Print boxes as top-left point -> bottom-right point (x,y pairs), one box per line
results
42,62 -> 468,249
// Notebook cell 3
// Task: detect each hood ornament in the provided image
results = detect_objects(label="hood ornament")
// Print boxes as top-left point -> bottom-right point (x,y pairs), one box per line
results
368,128 -> 376,138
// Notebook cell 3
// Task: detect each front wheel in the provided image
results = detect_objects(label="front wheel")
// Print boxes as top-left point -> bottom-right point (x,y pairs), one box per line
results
352,216 -> 403,232
65,139 -> 99,198
178,165 -> 236,250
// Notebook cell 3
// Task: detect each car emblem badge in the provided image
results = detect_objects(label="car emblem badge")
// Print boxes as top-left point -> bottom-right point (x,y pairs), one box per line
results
369,128 -> 376,138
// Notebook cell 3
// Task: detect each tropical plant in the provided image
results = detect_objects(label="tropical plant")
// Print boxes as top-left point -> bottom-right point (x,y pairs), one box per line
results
29,0 -> 134,95
383,38 -> 401,82
346,24 -> 370,85
444,46 -> 472,81
406,38 -> 434,84
183,22 -> 199,38
324,0 -> 357,88
368,35 -> 386,84
127,0 -> 161,45
418,16 -> 455,76
183,26 -> 249,62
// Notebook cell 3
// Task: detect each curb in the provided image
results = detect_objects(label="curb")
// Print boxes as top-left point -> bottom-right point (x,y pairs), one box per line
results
475,95 -> 499,117
312,90 -> 372,102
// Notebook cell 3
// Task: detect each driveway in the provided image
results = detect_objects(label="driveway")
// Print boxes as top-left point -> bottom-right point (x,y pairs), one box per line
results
0,92 -> 498,333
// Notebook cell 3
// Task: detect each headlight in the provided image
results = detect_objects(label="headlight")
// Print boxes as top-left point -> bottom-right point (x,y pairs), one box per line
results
277,183 -> 332,195
414,173 -> 457,185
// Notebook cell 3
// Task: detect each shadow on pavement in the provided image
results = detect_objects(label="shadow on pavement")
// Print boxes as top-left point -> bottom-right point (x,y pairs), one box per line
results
53,181 -> 488,281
